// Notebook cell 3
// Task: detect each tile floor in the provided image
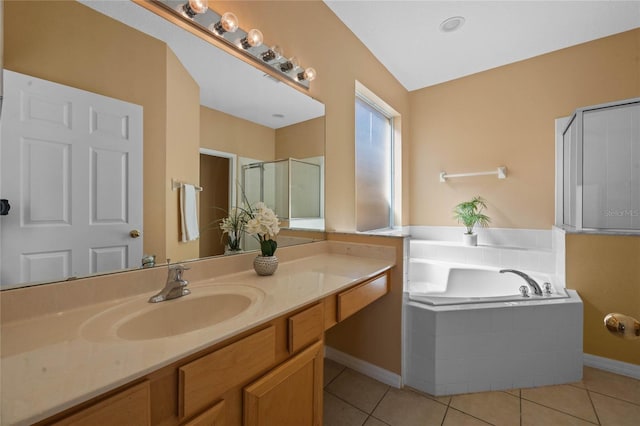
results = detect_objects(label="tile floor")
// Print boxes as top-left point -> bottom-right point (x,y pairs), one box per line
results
323,359 -> 640,426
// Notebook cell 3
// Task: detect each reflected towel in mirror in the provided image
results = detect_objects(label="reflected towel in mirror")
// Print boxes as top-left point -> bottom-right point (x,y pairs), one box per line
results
180,184 -> 199,242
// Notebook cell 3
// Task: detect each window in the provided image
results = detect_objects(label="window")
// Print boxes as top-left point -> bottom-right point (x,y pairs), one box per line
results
556,98 -> 640,232
355,93 -> 394,232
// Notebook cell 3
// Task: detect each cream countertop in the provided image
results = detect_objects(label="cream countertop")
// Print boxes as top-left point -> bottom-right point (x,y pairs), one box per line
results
0,242 -> 395,425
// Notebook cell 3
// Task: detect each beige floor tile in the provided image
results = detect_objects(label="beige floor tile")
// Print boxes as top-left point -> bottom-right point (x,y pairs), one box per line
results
372,387 -> 447,426
450,391 -> 520,426
505,389 -> 521,397
405,385 -> 452,405
590,391 -> 640,426
324,358 -> 346,387
325,368 -> 389,414
323,391 -> 368,426
582,367 -> 640,405
363,416 -> 390,426
442,408 -> 492,425
521,384 -> 598,423
521,400 -> 596,426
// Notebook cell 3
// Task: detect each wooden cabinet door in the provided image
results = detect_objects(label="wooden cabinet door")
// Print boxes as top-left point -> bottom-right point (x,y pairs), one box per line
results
182,400 -> 225,426
243,341 -> 323,426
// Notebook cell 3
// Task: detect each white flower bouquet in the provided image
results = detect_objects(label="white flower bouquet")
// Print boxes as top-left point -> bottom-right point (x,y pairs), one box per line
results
245,202 -> 280,256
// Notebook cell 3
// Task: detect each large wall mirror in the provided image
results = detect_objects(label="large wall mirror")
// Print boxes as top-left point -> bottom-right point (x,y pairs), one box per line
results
0,0 -> 325,290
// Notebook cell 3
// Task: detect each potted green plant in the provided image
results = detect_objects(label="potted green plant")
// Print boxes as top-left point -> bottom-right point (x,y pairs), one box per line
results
453,196 -> 490,246
219,207 -> 247,254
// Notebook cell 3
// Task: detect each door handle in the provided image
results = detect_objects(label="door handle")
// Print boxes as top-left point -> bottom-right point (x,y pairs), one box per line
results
0,199 -> 10,216
130,229 -> 141,238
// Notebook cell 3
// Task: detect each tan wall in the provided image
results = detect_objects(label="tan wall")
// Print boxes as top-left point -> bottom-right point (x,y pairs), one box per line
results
214,1 -> 411,231
566,234 -> 640,364
165,49 -> 200,262
200,106 -> 275,161
409,29 -> 640,229
4,0 -> 169,260
275,117 -> 325,159
325,234 -> 405,374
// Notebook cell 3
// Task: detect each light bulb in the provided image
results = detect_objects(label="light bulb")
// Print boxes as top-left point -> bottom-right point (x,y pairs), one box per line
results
261,45 -> 284,62
211,12 -> 238,35
181,0 -> 208,18
279,57 -> 299,73
240,29 -> 263,49
297,67 -> 317,82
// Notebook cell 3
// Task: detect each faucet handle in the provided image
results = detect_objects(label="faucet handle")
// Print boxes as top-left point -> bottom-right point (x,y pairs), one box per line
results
543,282 -> 552,295
519,285 -> 530,298
167,264 -> 190,282
169,263 -> 190,271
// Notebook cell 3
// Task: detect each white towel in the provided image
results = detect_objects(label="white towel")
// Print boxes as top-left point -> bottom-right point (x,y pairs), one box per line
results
180,184 -> 199,242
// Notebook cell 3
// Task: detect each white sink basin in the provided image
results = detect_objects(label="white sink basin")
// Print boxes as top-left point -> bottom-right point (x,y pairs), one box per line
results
81,285 -> 264,341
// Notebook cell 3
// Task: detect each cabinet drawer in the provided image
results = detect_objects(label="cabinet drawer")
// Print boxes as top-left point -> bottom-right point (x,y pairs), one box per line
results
179,326 -> 276,420
53,381 -> 150,426
288,303 -> 324,354
337,272 -> 389,321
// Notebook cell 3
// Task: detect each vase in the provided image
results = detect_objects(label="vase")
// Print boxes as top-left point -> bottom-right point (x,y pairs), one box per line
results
224,247 -> 243,255
462,233 -> 478,246
253,255 -> 278,276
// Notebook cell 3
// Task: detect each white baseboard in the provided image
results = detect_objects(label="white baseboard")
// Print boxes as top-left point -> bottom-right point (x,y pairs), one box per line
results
324,346 -> 402,388
584,353 -> 640,380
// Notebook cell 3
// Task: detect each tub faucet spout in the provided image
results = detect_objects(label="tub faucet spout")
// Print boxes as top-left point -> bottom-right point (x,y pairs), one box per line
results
500,269 -> 543,295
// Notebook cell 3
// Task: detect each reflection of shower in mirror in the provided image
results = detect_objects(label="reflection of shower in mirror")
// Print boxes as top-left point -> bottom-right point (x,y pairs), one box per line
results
241,157 -> 324,231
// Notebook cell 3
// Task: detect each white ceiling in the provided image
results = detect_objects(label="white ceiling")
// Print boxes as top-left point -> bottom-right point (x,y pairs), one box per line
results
80,0 -> 324,129
324,0 -> 640,91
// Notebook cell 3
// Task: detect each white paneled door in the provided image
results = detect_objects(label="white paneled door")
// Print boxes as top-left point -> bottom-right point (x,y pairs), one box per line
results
0,70 -> 143,288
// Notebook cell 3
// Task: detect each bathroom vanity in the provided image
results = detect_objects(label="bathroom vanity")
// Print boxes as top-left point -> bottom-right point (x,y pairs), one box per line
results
0,241 -> 394,425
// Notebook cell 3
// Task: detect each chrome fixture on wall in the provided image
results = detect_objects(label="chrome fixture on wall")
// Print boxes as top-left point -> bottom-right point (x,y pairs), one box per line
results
157,0 -> 316,88
604,313 -> 640,340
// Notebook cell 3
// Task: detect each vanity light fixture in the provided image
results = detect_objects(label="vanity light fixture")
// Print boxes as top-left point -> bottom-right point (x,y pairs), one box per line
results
153,0 -> 316,89
279,57 -> 299,73
181,0 -> 208,19
211,12 -> 238,35
240,29 -> 264,49
297,67 -> 317,82
261,45 -> 284,62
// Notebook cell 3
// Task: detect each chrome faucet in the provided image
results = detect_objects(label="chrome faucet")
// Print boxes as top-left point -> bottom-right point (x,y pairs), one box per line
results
500,269 -> 543,296
148,264 -> 191,303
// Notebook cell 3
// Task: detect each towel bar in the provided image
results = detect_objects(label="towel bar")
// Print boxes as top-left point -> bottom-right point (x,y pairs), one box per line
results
171,178 -> 203,192
439,167 -> 507,183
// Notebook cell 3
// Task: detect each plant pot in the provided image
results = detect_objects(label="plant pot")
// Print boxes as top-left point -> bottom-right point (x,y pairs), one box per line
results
224,247 -> 243,255
462,233 -> 477,246
253,255 -> 278,276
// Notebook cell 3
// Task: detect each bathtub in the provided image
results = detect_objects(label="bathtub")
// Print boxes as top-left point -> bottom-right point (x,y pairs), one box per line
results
403,259 -> 583,396
408,259 -> 569,306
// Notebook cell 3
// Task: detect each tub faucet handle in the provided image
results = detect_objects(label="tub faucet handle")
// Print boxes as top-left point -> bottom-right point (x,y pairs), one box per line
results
519,285 -> 530,298
543,282 -> 552,295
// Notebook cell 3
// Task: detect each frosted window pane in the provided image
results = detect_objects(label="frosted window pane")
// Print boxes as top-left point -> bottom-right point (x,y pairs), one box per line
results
563,118 -> 577,227
291,160 -> 321,218
355,97 -> 392,232
583,102 -> 640,229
